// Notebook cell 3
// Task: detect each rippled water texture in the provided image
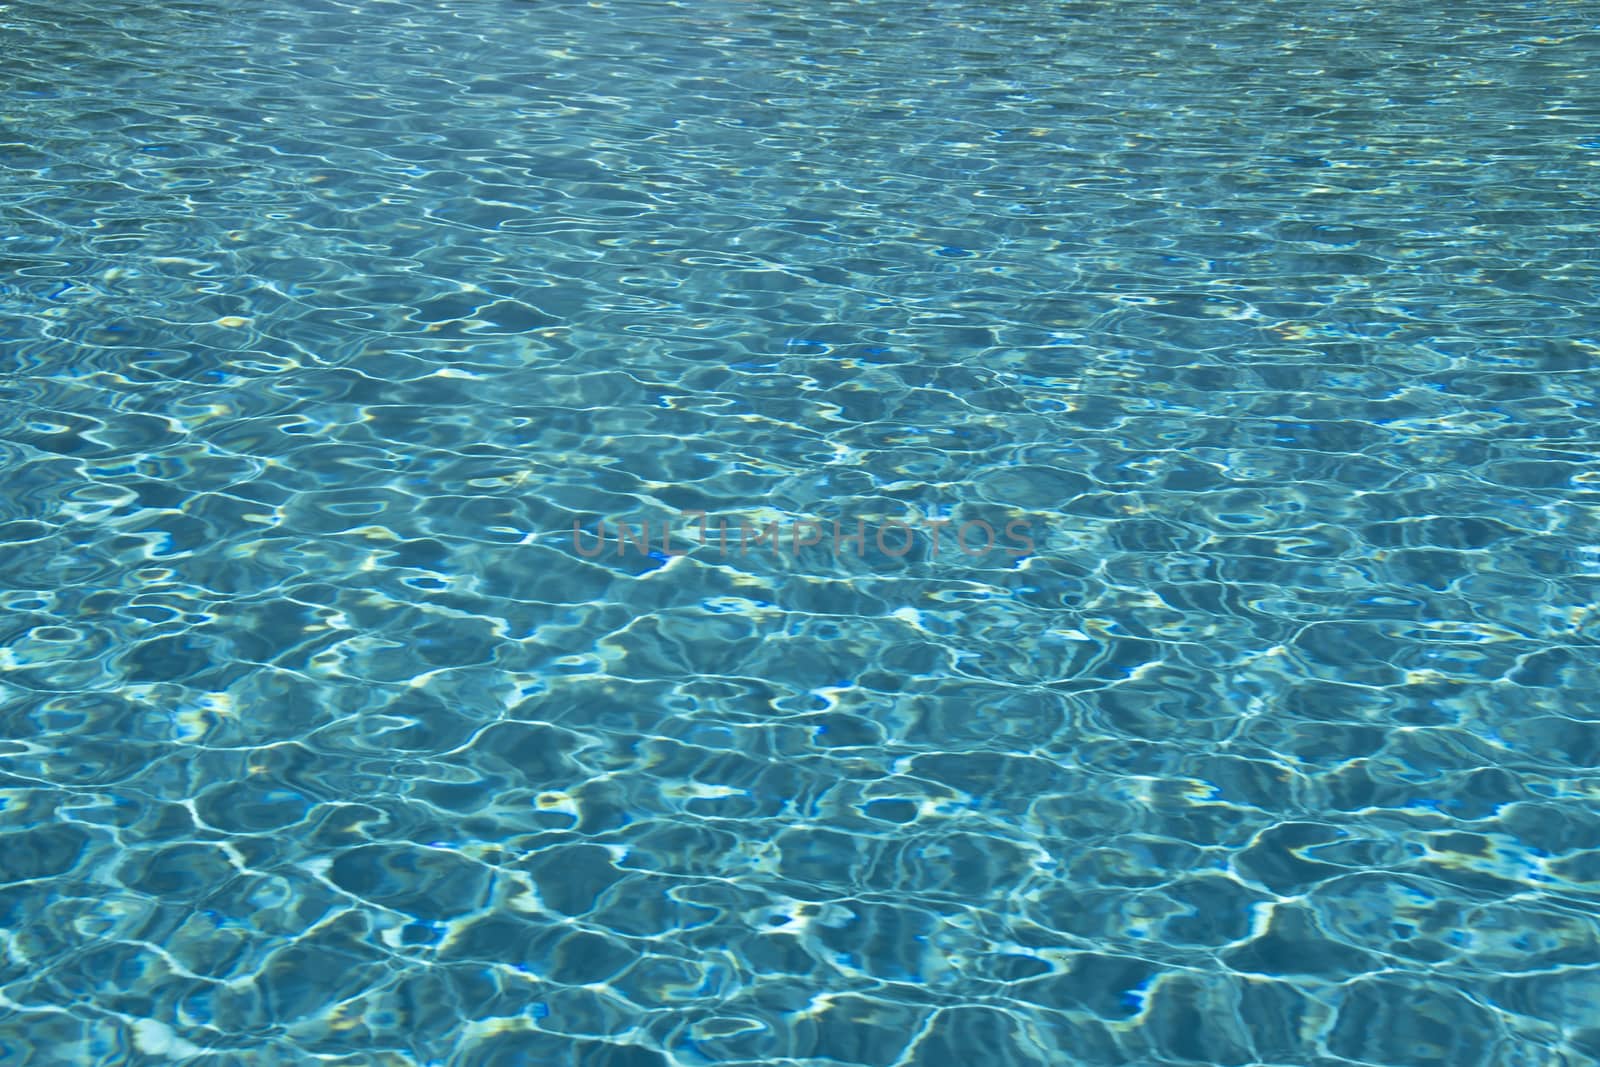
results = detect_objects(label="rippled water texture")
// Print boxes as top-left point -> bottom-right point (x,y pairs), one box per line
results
3,0 -> 1600,1063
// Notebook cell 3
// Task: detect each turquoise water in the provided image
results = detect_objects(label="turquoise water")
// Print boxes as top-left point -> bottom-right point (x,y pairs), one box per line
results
4,0 -> 1600,1063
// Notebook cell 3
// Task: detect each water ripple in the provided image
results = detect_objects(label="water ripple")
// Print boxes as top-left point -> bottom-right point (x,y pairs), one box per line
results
3,0 -> 1600,1064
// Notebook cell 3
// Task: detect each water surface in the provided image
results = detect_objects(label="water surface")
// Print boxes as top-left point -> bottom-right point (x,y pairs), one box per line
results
3,0 -> 1600,1064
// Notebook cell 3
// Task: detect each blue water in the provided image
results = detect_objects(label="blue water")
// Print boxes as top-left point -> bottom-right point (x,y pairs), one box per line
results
4,0 -> 1600,1063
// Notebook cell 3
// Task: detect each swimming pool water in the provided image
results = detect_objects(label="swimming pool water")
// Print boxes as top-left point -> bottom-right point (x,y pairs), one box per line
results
3,0 -> 1600,1063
